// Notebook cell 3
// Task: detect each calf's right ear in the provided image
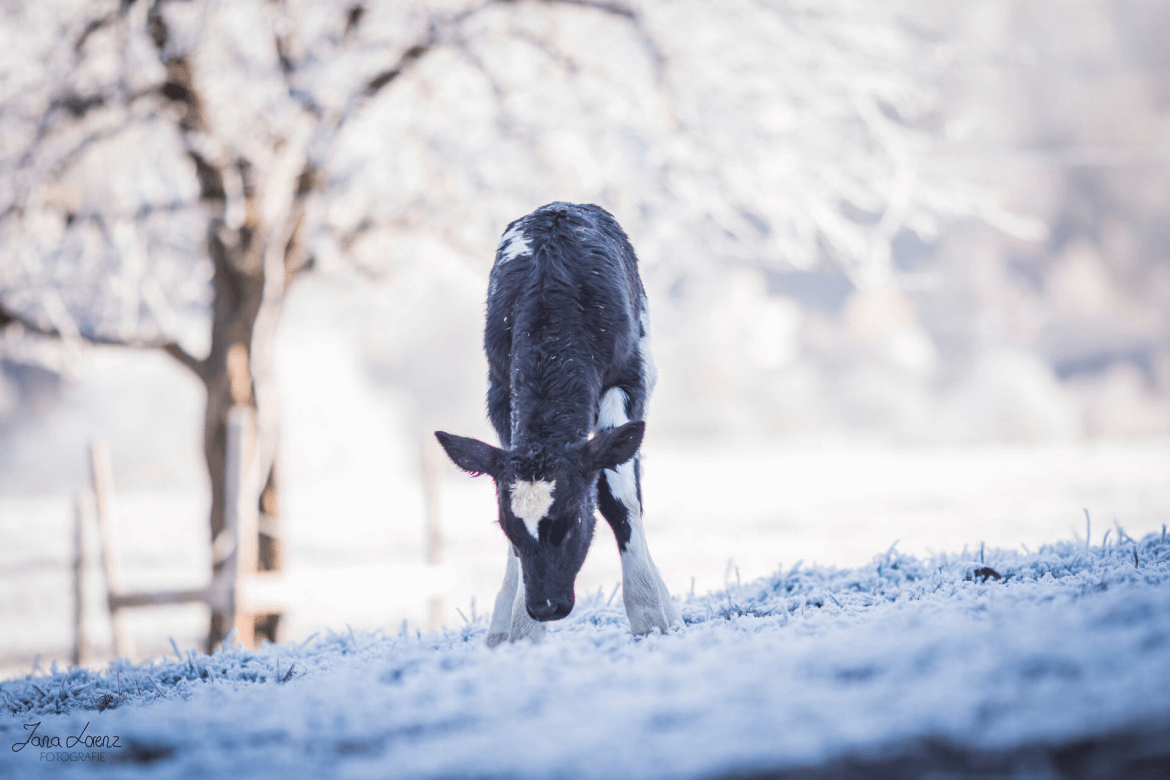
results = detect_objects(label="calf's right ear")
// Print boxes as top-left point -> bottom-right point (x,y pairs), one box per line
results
435,431 -> 505,479
584,420 -> 645,472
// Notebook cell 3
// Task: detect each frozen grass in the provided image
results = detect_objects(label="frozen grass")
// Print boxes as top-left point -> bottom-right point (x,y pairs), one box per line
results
2,528 -> 1169,778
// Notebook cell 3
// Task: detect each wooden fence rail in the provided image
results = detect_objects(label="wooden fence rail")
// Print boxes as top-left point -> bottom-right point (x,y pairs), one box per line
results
73,406 -> 284,663
71,405 -> 452,666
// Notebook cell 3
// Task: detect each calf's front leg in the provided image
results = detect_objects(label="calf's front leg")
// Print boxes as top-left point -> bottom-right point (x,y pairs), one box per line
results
485,544 -> 546,646
600,456 -> 683,635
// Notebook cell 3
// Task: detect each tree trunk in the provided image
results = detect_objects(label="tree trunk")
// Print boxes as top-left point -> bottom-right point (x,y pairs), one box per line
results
202,222 -> 284,652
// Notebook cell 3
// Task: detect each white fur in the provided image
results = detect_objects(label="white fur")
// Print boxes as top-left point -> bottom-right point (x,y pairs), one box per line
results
604,459 -> 640,514
606,458 -> 681,634
485,546 -> 546,646
597,381 -> 682,636
639,305 -> 657,396
498,224 -> 531,263
509,573 -> 547,643
620,524 -> 683,634
485,546 -> 521,647
510,479 -> 556,539
597,386 -> 628,430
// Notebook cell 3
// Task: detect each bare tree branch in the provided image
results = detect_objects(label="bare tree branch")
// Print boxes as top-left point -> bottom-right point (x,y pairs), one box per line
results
537,0 -> 636,20
161,341 -> 209,381
363,41 -> 433,97
358,0 -> 645,100
74,4 -> 126,54
0,298 -> 207,382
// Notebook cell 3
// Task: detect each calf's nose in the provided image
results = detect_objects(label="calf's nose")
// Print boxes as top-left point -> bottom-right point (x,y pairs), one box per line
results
527,595 -> 573,622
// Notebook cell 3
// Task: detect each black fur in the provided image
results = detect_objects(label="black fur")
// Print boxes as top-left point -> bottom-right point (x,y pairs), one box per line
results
597,471 -> 631,549
436,202 -> 653,623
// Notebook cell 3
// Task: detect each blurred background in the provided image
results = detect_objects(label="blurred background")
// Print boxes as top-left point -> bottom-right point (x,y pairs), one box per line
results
1,0 -> 1168,676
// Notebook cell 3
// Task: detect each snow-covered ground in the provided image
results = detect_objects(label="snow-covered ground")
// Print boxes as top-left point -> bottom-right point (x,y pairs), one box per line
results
2,530 -> 1168,779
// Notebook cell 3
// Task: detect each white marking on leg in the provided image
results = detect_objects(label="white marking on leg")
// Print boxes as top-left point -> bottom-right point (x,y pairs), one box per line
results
605,458 -> 681,634
509,479 -> 556,539
614,480 -> 683,635
497,224 -> 531,263
604,459 -> 640,515
620,524 -> 673,635
650,547 -> 683,628
486,545 -> 521,647
597,349 -> 678,635
509,567 -> 547,644
599,385 -> 681,634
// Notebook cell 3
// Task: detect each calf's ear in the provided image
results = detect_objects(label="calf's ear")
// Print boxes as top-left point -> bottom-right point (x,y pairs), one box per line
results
585,420 -> 645,472
435,431 -> 505,478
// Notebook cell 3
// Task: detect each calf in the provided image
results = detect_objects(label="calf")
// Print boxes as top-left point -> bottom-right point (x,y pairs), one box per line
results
435,202 -> 682,645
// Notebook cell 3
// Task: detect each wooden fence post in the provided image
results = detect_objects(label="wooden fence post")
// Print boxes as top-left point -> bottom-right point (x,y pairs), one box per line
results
89,439 -> 134,660
422,433 -> 445,630
224,405 -> 259,648
71,492 -> 88,667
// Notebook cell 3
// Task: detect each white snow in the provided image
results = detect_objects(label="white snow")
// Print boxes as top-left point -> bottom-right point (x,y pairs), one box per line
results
2,530 -> 1168,778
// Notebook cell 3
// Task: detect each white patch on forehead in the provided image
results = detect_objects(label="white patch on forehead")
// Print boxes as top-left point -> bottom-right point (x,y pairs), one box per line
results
510,478 -> 556,538
598,386 -> 629,429
497,224 -> 531,263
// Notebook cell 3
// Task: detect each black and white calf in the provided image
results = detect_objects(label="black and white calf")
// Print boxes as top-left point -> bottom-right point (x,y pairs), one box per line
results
435,202 -> 682,645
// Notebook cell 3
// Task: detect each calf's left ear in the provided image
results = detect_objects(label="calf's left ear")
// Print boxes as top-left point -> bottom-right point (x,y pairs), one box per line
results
435,431 -> 505,479
584,420 -> 645,471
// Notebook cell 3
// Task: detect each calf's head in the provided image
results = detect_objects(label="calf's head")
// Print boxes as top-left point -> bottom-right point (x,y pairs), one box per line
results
434,421 -> 644,621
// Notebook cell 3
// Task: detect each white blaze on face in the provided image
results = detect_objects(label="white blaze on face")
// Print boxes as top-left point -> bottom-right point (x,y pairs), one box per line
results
510,479 -> 556,539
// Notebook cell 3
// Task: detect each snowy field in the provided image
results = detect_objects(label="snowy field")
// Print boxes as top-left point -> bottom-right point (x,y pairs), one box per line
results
2,529 -> 1169,779
2,409 -> 1168,776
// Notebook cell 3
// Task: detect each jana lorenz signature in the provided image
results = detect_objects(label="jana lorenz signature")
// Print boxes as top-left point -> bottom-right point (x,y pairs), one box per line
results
11,721 -> 122,761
